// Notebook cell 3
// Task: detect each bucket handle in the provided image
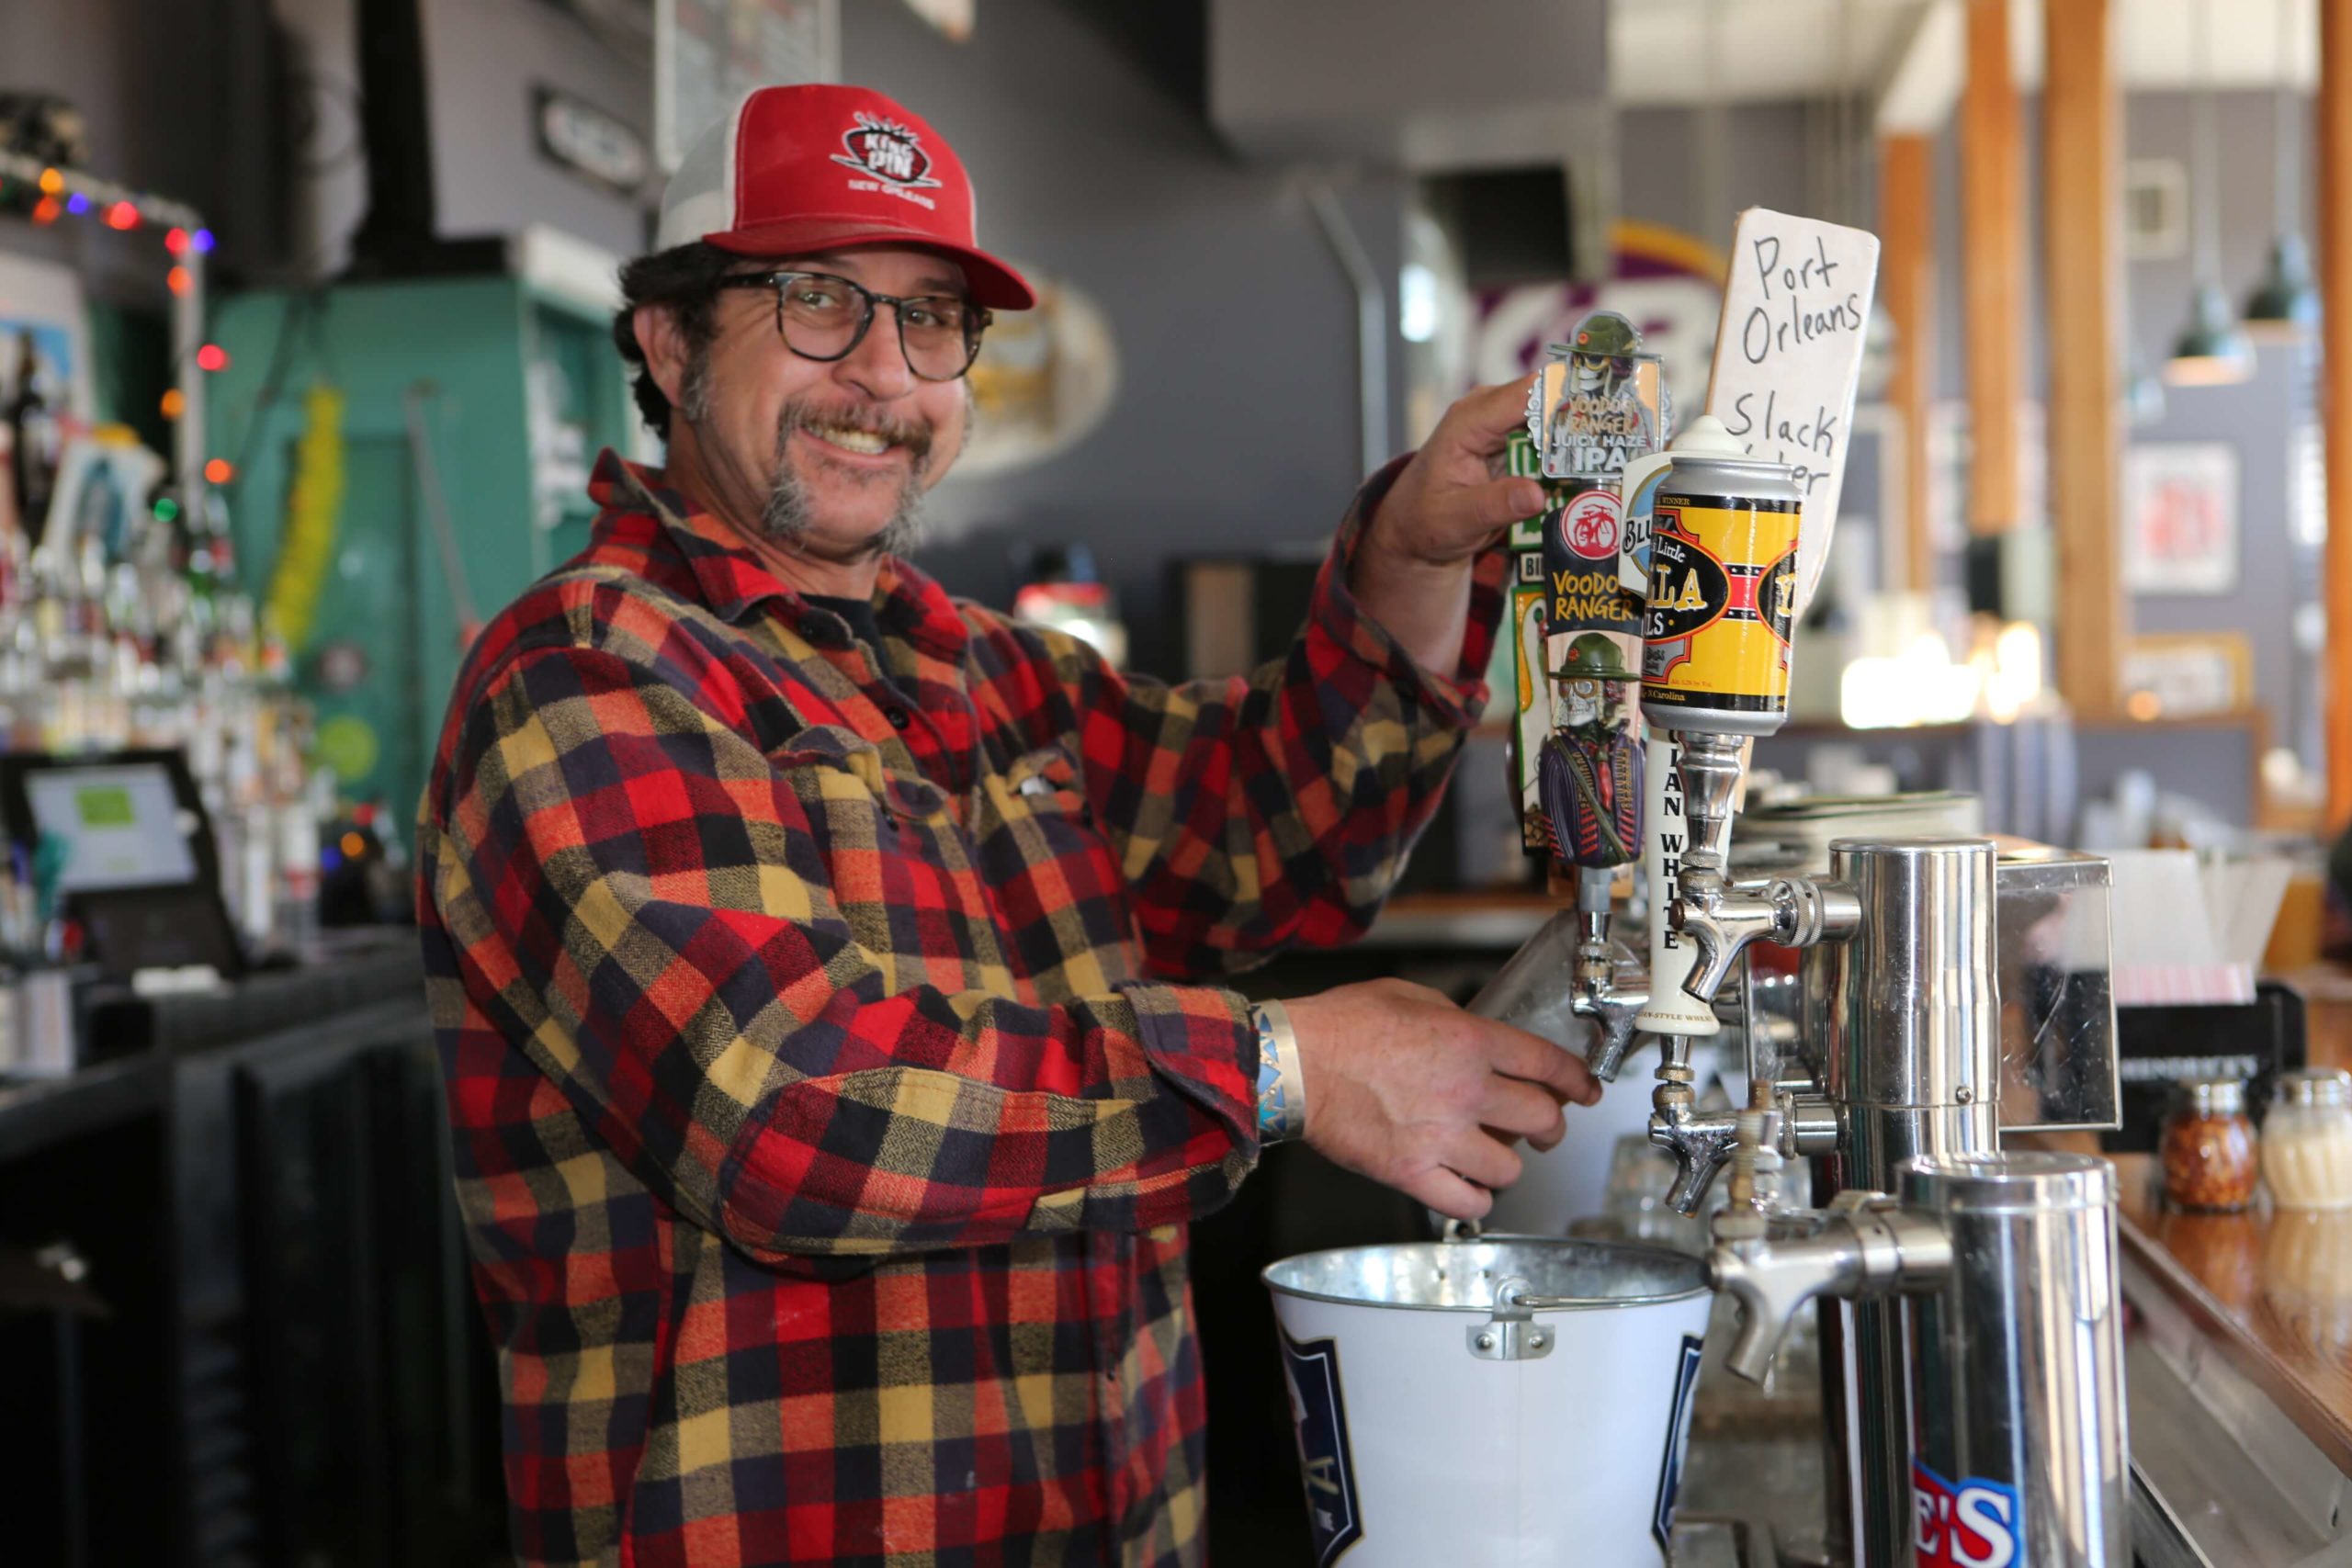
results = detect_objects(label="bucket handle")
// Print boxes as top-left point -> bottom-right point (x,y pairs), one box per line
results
1467,1276 -> 1562,1361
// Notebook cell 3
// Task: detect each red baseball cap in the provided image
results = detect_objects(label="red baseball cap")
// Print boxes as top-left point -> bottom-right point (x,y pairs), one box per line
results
656,84 -> 1035,310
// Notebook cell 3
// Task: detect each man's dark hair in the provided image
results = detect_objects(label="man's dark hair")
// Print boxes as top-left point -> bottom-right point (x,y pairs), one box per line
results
611,242 -> 739,437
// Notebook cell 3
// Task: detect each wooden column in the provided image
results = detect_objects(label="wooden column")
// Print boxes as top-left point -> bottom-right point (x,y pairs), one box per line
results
1961,0 -> 2025,536
2043,0 -> 2125,716
2324,0 -> 2352,826
1879,134 -> 1937,594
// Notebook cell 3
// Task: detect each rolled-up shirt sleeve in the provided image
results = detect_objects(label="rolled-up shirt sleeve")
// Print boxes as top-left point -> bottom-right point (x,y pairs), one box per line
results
1045,458 -> 1510,980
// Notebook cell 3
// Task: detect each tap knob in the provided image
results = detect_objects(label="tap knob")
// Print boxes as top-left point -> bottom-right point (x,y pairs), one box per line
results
1574,977 -> 1651,1082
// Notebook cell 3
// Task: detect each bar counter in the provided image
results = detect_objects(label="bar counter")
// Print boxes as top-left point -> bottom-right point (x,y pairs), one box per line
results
0,933 -> 510,1564
2112,1149 -> 2352,1564
2118,1154 -> 2352,1471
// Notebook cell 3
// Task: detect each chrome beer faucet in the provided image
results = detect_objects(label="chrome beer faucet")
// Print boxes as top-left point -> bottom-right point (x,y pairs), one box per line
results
1567,899 -> 1650,1083
1573,987 -> 1649,1083
1647,1033 -> 1739,1213
1708,1177 -> 1955,1384
1657,773 -> 2126,1566
1699,1123 -> 2129,1566
1664,731 -> 1789,1004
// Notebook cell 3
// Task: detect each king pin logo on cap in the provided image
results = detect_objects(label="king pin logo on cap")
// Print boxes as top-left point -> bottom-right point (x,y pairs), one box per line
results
654,83 -> 1035,310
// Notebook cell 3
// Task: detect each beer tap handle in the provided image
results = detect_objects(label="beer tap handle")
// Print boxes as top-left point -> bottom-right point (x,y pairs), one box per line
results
1672,730 -> 1747,876
1633,732 -> 1721,1043
1575,866 -> 1615,978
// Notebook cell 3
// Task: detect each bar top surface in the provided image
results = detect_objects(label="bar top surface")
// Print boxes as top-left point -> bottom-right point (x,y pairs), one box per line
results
2113,1148 -> 2352,1474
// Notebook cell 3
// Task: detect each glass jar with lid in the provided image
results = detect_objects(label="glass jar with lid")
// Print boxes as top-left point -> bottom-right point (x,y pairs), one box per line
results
2264,1068 -> 2352,1211
2161,1075 -> 2259,1213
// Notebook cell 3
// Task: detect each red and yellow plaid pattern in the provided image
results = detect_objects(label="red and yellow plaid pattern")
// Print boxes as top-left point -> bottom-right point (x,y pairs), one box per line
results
418,451 -> 1502,1566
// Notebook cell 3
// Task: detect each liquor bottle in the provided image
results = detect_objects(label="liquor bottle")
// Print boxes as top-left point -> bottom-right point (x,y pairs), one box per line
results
6,334 -> 59,547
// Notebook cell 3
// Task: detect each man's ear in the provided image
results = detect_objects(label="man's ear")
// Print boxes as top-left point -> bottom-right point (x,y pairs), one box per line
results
634,303 -> 691,413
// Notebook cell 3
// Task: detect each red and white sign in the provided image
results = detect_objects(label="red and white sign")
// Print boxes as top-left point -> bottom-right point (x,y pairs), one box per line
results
1557,490 -> 1623,562
1914,1461 -> 2020,1568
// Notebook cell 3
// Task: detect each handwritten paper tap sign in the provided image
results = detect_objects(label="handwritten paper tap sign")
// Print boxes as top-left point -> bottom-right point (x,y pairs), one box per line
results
1703,209 -> 1880,624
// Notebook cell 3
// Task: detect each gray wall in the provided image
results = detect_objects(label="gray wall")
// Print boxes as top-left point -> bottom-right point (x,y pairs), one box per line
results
1616,102 -> 1827,255
274,0 -> 653,276
419,0 -> 651,259
2123,340 -> 2317,760
1929,88 -> 2312,403
2120,89 -> 2315,378
843,0 -> 1412,675
0,0 -> 654,287
0,0 -> 284,301
1915,88 -> 2319,752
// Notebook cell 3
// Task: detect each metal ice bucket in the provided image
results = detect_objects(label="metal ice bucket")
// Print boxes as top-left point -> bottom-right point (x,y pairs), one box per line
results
1262,1237 -> 1713,1567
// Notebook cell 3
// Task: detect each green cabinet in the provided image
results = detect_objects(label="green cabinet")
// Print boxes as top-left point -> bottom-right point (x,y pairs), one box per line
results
207,275 -> 637,825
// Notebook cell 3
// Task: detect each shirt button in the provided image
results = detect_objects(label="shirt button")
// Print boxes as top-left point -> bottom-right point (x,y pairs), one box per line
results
887,707 -> 910,730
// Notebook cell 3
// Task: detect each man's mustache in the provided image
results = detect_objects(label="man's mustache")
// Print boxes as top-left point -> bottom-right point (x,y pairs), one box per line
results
776,400 -> 935,464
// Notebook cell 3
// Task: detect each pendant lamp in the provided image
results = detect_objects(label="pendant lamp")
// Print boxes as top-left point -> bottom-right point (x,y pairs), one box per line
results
2168,0 -> 2254,384
2245,2 -> 2319,336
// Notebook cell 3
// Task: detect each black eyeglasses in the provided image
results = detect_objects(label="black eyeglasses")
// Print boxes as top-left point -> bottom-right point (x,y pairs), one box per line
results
716,270 -> 991,382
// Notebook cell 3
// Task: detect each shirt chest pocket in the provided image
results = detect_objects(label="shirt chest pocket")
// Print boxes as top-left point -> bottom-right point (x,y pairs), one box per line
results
971,744 -> 1136,981
769,726 -> 969,919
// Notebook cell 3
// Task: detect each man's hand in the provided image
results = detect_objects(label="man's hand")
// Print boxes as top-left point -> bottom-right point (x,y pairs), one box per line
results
1283,976 -> 1600,1222
1351,378 -> 1546,676
1372,378 -> 1549,569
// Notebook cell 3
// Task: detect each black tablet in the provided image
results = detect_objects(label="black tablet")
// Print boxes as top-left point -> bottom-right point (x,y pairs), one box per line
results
0,749 -> 244,978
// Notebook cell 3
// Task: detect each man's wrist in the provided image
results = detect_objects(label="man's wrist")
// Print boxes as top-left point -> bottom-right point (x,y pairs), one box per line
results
1251,999 -> 1309,1145
1351,503 -> 1482,581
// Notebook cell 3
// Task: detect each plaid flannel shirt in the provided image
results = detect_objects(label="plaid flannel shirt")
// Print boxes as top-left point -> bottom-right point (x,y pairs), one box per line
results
418,450 -> 1503,1568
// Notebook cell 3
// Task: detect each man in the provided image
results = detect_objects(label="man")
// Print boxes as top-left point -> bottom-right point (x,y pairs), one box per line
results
420,84 -> 1590,1568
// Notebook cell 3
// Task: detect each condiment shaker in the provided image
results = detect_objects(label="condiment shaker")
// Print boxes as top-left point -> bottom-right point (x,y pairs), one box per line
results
2161,1075 -> 2259,1213
2265,1068 -> 2352,1211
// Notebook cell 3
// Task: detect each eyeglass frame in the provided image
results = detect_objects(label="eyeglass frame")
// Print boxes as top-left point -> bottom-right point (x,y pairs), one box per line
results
714,268 -> 993,382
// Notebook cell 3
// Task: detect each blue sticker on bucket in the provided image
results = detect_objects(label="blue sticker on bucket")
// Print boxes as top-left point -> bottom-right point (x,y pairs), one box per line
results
1280,1326 -> 1364,1567
1652,1332 -> 1706,1553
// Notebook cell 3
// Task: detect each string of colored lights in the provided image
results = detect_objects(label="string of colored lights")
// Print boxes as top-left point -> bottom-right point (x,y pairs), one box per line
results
0,147 -> 220,514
